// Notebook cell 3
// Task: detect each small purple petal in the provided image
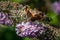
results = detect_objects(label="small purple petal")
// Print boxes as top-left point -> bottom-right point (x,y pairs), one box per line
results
5,19 -> 12,25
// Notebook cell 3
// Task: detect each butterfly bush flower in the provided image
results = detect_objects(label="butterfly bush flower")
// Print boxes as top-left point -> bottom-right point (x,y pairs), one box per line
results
0,12 -> 12,25
0,12 -> 6,24
51,1 -> 60,14
16,21 -> 49,37
16,21 -> 56,40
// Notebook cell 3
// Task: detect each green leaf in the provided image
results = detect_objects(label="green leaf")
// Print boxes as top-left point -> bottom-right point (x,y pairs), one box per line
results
9,0 -> 30,3
24,37 -> 32,40
47,10 -> 60,27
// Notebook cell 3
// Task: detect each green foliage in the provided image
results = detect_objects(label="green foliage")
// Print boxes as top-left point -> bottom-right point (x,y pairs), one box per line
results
24,37 -> 32,40
9,0 -> 30,3
0,0 -> 30,3
47,10 -> 60,27
23,37 -> 39,40
10,0 -> 20,3
55,36 -> 60,40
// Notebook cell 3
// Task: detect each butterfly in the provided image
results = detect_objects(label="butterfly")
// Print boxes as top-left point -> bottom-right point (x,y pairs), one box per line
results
24,5 -> 45,21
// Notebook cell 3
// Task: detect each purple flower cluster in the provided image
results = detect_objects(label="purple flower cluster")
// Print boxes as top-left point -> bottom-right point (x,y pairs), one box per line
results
16,21 -> 48,37
0,12 -> 12,25
51,1 -> 60,14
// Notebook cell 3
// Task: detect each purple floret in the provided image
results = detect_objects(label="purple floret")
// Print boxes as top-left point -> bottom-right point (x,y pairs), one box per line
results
4,19 -> 12,25
51,1 -> 60,14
